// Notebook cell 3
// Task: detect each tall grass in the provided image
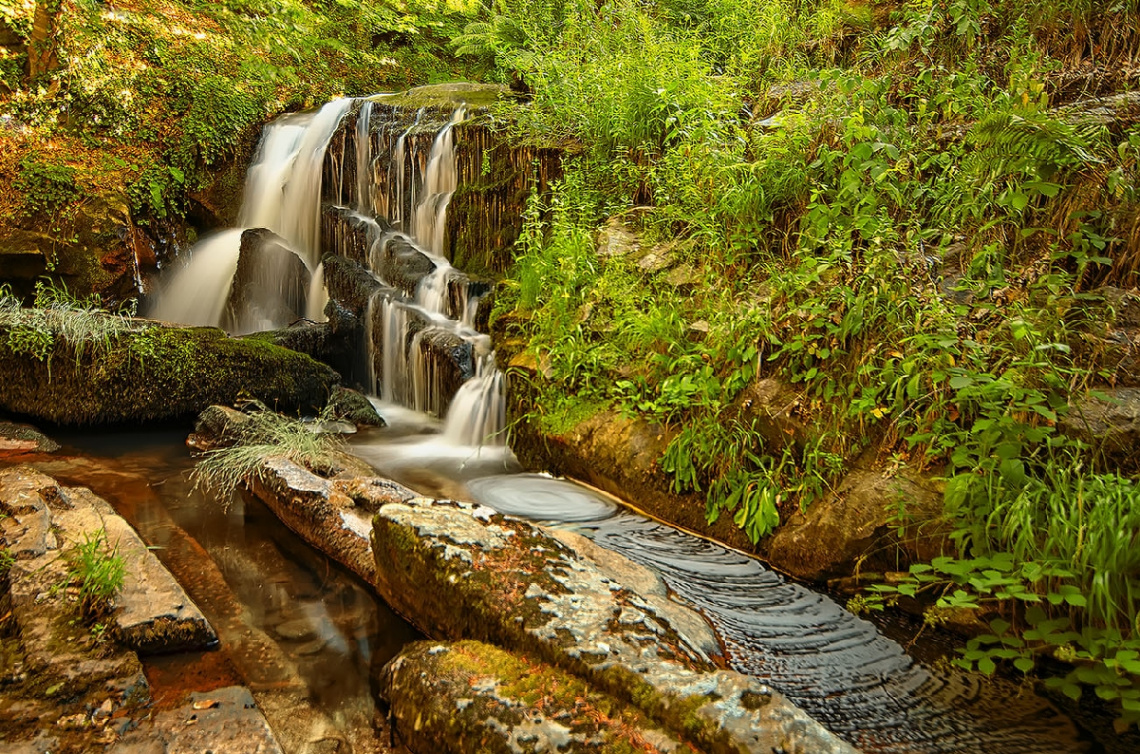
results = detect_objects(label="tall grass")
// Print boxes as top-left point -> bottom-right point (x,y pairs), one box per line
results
191,408 -> 348,498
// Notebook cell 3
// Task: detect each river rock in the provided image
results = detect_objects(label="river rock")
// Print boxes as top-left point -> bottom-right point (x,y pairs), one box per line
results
381,639 -> 691,754
246,457 -> 418,589
0,322 -> 339,425
0,420 -> 59,457
223,228 -> 312,334
370,498 -> 857,754
763,467 -> 947,582
321,252 -> 385,316
0,466 -> 217,655
326,385 -> 385,427
112,686 -> 284,754
1059,387 -> 1140,471
0,468 -> 148,704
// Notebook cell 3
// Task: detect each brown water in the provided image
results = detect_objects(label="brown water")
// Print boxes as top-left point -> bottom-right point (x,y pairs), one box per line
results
22,427 -> 419,754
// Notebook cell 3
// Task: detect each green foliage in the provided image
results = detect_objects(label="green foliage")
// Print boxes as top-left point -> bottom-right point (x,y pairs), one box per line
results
13,156 -> 78,217
1,0 -> 484,229
191,407 -> 349,499
62,528 -> 125,620
0,280 -> 143,370
486,0 -> 1140,724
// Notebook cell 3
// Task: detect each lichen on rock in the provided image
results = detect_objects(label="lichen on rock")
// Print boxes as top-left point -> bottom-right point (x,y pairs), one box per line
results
370,498 -> 858,754
381,639 -> 695,753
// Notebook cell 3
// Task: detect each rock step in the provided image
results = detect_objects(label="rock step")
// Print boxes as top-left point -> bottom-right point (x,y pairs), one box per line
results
0,466 -> 216,657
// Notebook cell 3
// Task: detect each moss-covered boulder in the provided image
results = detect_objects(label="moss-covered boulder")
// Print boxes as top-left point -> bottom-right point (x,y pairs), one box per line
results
371,498 -> 857,754
381,639 -> 692,754
0,322 -> 339,425
0,420 -> 59,457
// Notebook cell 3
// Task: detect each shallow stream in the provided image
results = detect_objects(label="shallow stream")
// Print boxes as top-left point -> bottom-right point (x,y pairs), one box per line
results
6,408 -> 1133,753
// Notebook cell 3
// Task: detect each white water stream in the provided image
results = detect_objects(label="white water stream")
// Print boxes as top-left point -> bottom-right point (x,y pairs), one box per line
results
148,96 -> 506,447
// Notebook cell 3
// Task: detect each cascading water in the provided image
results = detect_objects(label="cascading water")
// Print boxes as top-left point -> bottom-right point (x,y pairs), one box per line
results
148,98 -> 353,331
412,107 -> 464,257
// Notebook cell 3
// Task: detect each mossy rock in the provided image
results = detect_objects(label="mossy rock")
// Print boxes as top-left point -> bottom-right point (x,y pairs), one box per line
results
370,499 -> 856,754
376,82 -> 510,111
381,639 -> 691,754
0,322 -> 339,425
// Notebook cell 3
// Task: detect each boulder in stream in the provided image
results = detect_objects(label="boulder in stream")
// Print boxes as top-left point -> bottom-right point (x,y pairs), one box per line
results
762,467 -> 948,582
0,322 -> 339,425
381,639 -> 692,754
370,497 -> 857,754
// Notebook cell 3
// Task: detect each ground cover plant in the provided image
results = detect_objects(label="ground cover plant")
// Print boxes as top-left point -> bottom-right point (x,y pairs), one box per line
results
474,0 -> 1140,725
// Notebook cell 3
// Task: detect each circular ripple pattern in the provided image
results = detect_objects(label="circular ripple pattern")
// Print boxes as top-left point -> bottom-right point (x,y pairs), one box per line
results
576,513 -> 1089,754
467,473 -> 619,522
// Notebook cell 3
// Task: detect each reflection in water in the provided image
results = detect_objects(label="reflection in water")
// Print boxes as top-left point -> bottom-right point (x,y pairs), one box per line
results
30,429 -> 418,753
465,473 -> 1093,754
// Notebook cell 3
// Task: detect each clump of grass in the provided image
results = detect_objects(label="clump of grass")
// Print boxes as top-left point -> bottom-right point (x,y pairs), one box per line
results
0,280 -> 145,365
191,408 -> 348,498
63,528 -> 125,621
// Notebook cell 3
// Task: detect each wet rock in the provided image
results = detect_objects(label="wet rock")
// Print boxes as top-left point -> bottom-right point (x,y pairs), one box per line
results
511,408 -> 756,553
382,639 -> 691,754
0,420 -> 60,457
1059,387 -> 1140,472
321,205 -> 380,268
247,457 -> 386,588
0,468 -> 148,702
374,235 -> 438,299
763,467 -> 948,582
321,252 -> 384,316
275,619 -> 317,641
370,498 -> 856,754
0,323 -> 340,425
381,82 -> 509,110
113,686 -> 284,754
326,386 -> 385,427
223,228 -> 312,334
243,319 -> 356,381
187,404 -> 254,451
0,467 -> 217,655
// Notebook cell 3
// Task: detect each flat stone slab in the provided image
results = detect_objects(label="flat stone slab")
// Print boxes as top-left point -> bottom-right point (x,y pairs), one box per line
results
0,466 -> 217,655
0,420 -> 60,457
371,498 -> 858,754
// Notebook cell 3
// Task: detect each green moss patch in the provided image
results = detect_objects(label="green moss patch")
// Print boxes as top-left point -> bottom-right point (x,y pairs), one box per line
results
0,322 -> 339,425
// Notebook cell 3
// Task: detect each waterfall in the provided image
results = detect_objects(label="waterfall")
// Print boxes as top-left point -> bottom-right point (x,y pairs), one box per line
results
412,107 -> 464,257
149,229 -> 243,326
149,95 -> 506,448
444,353 -> 506,446
355,101 -> 373,215
148,99 -> 352,330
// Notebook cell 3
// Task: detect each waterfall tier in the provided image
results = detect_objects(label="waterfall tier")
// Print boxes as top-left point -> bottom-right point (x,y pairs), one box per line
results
147,85 -> 542,448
